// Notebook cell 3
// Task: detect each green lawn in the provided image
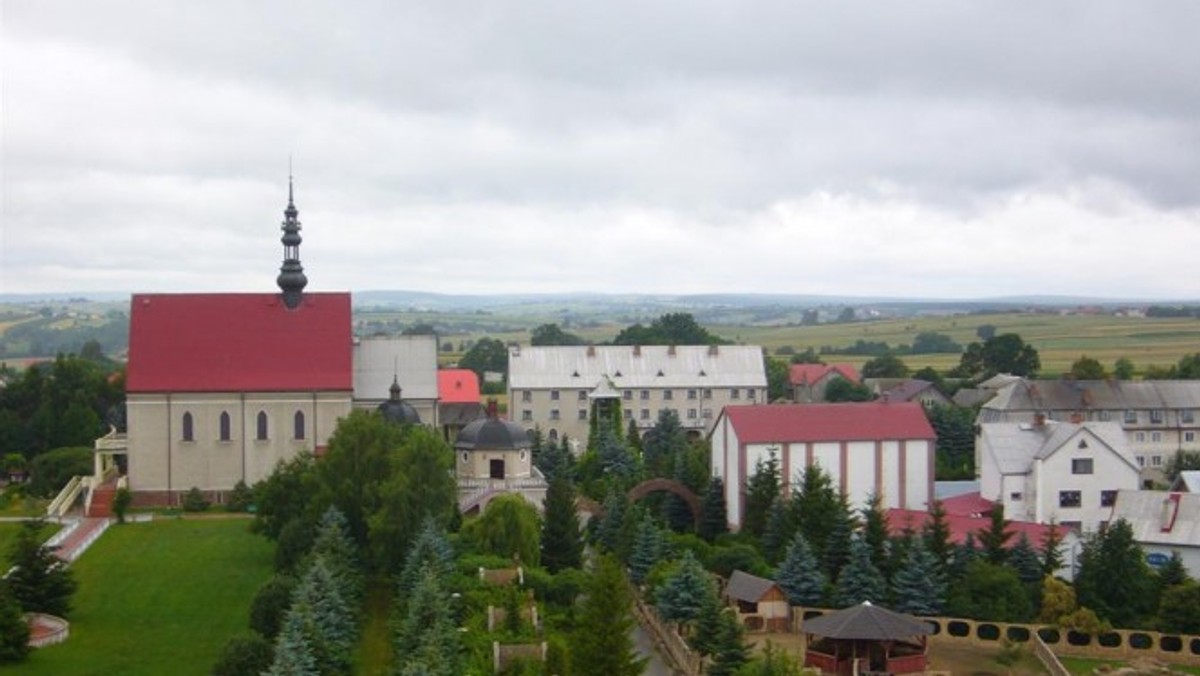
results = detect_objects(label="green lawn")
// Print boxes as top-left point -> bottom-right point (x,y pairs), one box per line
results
0,521 -> 59,559
1060,656 -> 1200,674
2,517 -> 273,676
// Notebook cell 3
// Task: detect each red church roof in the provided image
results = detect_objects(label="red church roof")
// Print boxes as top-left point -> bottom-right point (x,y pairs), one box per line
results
788,363 -> 860,386
720,402 -> 935,444
886,508 -> 1065,547
126,293 -> 353,393
438,369 -> 481,404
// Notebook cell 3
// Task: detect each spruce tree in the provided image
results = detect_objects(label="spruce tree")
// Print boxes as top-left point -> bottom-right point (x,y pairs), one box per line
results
708,609 -> 751,676
394,566 -> 461,676
595,489 -> 628,555
265,609 -> 319,676
791,463 -> 839,563
776,533 -> 826,607
0,584 -> 29,664
922,499 -> 952,572
760,495 -> 793,565
742,451 -> 781,538
5,519 -> 77,617
1075,519 -> 1157,628
1040,522 -> 1065,577
570,555 -> 647,676
657,550 -> 713,626
860,493 -> 891,579
1009,533 -> 1044,588
833,536 -> 887,607
690,581 -> 724,657
596,426 -> 638,485
540,475 -> 584,573
1157,551 -> 1191,591
822,495 -> 855,583
948,532 -> 978,584
977,504 -> 1012,565
309,507 -> 362,606
398,518 -> 454,601
643,409 -> 686,478
629,514 -> 665,586
294,559 -> 355,674
665,448 -> 695,533
891,538 -> 946,616
697,475 -> 729,543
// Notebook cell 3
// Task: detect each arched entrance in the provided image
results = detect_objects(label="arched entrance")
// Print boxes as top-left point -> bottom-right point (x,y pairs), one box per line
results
627,478 -> 701,527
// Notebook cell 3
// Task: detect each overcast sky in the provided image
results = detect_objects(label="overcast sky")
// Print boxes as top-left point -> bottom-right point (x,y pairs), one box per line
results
3,1 -> 1198,300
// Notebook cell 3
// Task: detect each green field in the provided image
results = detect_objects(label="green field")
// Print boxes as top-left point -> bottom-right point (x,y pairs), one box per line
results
0,521 -> 59,561
2,517 -> 272,676
1060,656 -> 1200,674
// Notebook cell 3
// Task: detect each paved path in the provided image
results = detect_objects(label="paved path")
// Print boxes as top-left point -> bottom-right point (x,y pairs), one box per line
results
50,517 -> 110,563
632,623 -> 674,676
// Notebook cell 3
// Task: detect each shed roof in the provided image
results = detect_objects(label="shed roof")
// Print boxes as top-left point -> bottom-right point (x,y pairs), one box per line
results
802,602 -> 933,640
725,570 -> 781,603
126,292 -> 352,393
1110,490 -> 1200,548
508,345 -> 767,389
717,402 -> 936,444
885,508 -> 1070,547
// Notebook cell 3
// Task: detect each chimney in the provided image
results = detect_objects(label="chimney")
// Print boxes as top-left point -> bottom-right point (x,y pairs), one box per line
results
633,345 -> 641,357
1033,412 -> 1046,428
708,344 -> 719,356
668,345 -> 676,356
1069,412 -> 1083,424
587,345 -> 596,357
486,398 -> 499,419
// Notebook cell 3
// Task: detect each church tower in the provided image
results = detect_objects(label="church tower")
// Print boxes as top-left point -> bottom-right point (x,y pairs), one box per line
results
277,177 -> 309,309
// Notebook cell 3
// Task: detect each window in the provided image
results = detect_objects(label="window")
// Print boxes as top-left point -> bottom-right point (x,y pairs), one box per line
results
1137,455 -> 1145,467
1150,410 -> 1164,424
747,389 -> 756,400
640,409 -> 650,420
703,388 -> 712,399
624,409 -> 632,420
1098,410 -> 1111,421
1010,492 -> 1023,501
1152,455 -> 1163,467
702,408 -> 713,419
687,389 -> 697,400
1059,490 -> 1081,508
1100,490 -> 1118,507
219,412 -> 231,441
548,430 -> 558,442
294,411 -> 305,440
1136,432 -> 1146,442
550,409 -> 560,421
730,389 -> 740,400
1182,409 -> 1195,423
521,410 -> 532,422
256,411 -> 268,440
639,390 -> 649,400
578,390 -> 588,401
1124,410 -> 1138,424
1152,432 -> 1162,442
1071,458 -> 1094,475
623,390 -> 633,401
688,408 -> 698,419
181,412 -> 194,442
1186,432 -> 1196,443
663,390 -> 673,401
550,390 -> 560,401
577,409 -> 588,421
520,390 -> 531,403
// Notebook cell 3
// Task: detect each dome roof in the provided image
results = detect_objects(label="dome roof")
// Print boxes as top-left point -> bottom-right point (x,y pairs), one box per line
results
455,401 -> 531,451
377,379 -> 421,425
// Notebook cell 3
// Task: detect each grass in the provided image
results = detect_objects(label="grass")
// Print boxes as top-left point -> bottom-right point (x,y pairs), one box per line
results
0,521 -> 60,560
353,577 -> 395,675
1,518 -> 273,676
1060,656 -> 1200,674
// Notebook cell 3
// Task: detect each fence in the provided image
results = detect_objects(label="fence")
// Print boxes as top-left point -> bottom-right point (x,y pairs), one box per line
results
630,594 -> 702,676
1032,632 -> 1070,676
493,642 -> 546,674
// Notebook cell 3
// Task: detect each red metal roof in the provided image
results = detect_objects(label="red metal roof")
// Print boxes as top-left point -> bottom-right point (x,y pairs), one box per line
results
940,491 -> 996,517
438,369 -> 481,404
721,402 -> 935,444
126,293 -> 352,393
788,363 -> 860,386
886,508 -> 1065,547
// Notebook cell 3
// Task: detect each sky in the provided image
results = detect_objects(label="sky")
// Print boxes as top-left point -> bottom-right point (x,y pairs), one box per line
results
2,1 -> 1199,300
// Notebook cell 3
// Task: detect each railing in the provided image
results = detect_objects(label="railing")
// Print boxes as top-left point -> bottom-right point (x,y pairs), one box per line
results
60,519 -> 110,564
46,476 -> 85,519
1033,632 -> 1070,676
631,592 -> 702,675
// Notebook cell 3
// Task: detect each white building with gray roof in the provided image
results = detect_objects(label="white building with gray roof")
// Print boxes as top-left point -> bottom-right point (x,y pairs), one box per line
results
1110,489 -> 1200,579
507,344 -> 767,446
978,419 -> 1140,532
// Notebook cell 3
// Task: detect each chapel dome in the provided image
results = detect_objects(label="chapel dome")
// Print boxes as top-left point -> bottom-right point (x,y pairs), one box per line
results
455,401 -> 532,451
377,379 -> 421,425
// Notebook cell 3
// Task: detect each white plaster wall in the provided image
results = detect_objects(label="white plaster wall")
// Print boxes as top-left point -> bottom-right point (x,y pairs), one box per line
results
845,441 -> 876,509
812,443 -> 840,491
1037,431 -> 1140,531
882,441 -> 901,510
904,440 -> 932,510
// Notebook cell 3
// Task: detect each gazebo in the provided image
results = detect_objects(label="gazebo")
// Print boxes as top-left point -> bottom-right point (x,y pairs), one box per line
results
802,601 -> 932,675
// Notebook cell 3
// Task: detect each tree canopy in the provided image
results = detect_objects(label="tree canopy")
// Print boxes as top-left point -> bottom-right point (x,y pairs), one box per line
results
530,323 -> 585,346
612,312 -> 727,346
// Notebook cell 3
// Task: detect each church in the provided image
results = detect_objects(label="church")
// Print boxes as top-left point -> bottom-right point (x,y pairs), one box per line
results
119,183 -> 440,506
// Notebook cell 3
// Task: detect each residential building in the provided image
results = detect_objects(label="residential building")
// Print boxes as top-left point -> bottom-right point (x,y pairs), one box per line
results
868,379 -> 953,407
1169,471 -> 1200,493
977,420 -> 1140,532
976,378 -> 1200,485
789,363 -> 860,403
507,344 -> 767,445
710,402 -> 936,530
437,368 -> 485,442
724,570 -> 789,631
1109,490 -> 1200,579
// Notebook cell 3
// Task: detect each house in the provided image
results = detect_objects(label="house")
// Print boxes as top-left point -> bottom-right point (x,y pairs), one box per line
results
123,185 -> 353,505
1168,471 -> 1200,493
507,344 -> 767,446
789,363 -> 860,403
976,378 -> 1200,485
869,379 -> 952,408
724,570 -> 789,631
352,335 -> 439,424
438,368 -> 484,442
977,420 -> 1140,532
886,508 -> 1080,579
710,402 -> 936,530
1109,490 -> 1200,579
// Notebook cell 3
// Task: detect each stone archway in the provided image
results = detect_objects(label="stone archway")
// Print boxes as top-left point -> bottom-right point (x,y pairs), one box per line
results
626,478 -> 701,527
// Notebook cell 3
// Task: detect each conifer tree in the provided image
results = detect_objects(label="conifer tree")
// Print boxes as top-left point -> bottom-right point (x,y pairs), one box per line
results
394,566 -> 461,676
595,489 -> 628,555
1040,522 -> 1065,576
643,409 -> 686,478
891,538 -> 946,616
822,495 -> 855,583
540,475 -> 584,573
250,574 -> 298,640
293,559 -> 355,674
596,426 -> 638,485
922,500 -> 952,572
790,463 -> 839,563
690,581 -> 724,657
708,608 -> 751,676
309,507 -> 362,606
1075,519 -> 1157,628
948,532 -> 978,586
629,514 -> 665,586
860,493 -> 891,579
977,504 -> 1012,565
398,518 -> 455,601
657,550 -> 713,627
833,536 -> 887,607
665,449 -> 695,533
0,584 -> 29,664
570,555 -> 647,676
697,475 -> 729,543
1008,533 -> 1044,589
265,609 -> 319,676
5,519 -> 77,617
776,533 -> 826,607
1157,551 -> 1191,591
760,495 -> 792,565
743,452 -> 781,538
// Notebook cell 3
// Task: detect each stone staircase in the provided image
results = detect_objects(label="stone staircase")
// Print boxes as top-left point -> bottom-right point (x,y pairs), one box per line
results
86,481 -> 117,518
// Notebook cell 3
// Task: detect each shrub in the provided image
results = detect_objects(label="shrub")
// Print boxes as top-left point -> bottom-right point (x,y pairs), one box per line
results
112,487 -> 132,523
212,633 -> 273,676
225,480 -> 253,513
181,487 -> 209,513
27,447 -> 92,498
249,575 -> 296,639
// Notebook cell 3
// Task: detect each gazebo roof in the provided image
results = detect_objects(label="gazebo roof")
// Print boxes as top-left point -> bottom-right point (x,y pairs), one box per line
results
803,602 -> 933,641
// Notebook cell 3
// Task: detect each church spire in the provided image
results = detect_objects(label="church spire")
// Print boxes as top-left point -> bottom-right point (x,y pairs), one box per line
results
276,175 -> 308,309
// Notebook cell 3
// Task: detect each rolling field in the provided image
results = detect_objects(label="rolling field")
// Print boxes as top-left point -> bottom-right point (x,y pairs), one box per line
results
1,518 -> 272,676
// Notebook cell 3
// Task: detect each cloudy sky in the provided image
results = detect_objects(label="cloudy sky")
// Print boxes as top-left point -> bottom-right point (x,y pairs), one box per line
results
3,1 -> 1198,299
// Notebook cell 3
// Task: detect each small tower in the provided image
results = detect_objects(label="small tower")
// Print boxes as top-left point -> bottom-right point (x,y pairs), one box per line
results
276,177 -> 308,309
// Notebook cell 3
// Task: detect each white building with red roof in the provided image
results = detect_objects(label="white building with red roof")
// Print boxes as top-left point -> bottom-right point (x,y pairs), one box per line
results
788,363 -> 860,403
710,402 -> 936,530
121,184 -> 355,506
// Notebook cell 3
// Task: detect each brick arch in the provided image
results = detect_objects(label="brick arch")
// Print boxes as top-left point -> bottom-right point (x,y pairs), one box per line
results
627,478 -> 701,526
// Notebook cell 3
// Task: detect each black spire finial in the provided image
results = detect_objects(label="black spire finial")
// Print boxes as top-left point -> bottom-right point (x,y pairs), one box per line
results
277,175 -> 308,309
